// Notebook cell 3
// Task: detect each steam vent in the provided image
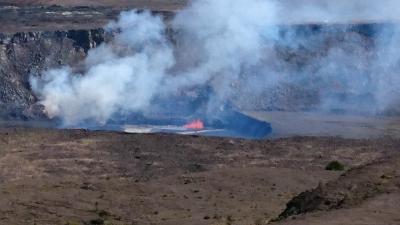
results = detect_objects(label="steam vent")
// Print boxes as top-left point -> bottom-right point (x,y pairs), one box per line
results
0,0 -> 400,225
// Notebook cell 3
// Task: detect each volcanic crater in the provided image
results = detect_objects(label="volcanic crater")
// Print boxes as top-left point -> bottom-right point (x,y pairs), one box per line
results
0,1 -> 400,225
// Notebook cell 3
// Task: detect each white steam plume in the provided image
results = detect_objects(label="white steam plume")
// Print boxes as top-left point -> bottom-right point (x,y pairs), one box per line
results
31,0 -> 400,125
31,0 -> 277,125
31,10 -> 174,125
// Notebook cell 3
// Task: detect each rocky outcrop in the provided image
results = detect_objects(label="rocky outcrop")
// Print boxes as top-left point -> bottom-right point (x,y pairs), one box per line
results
0,29 -> 107,119
275,156 -> 400,222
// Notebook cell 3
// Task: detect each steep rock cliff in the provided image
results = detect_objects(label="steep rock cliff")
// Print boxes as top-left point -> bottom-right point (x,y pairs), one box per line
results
0,29 -> 106,119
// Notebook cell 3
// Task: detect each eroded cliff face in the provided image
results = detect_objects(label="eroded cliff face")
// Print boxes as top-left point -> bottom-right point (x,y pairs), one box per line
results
0,29 -> 106,119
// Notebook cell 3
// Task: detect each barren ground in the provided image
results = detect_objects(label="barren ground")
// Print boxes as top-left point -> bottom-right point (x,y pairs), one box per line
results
0,0 -> 184,33
1,1 -> 400,225
0,0 -> 186,9
0,127 -> 398,225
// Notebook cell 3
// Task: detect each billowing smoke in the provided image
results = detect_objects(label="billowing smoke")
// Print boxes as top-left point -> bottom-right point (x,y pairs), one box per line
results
31,0 -> 400,125
31,10 -> 175,125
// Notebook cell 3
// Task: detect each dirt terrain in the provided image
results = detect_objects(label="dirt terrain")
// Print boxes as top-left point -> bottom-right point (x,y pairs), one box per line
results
275,156 -> 400,225
0,1 -> 183,33
0,6 -> 174,33
0,1 -> 400,225
1,0 -> 186,8
0,127 -> 397,225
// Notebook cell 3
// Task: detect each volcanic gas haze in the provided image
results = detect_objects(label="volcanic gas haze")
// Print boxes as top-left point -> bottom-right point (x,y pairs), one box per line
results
30,0 -> 277,125
31,0 -> 400,126
30,10 -> 174,125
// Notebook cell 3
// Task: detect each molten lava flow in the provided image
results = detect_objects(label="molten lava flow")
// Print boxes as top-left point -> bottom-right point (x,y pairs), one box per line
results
184,119 -> 204,130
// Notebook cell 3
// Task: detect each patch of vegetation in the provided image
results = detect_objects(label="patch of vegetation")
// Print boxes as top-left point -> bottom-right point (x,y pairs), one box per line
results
381,174 -> 394,179
225,215 -> 234,225
97,210 -> 111,218
84,209 -> 113,225
187,163 -> 207,172
325,161 -> 345,171
65,222 -> 80,225
89,218 -> 104,225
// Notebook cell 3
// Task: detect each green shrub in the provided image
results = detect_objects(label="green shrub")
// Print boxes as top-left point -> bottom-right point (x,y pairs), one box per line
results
325,161 -> 345,171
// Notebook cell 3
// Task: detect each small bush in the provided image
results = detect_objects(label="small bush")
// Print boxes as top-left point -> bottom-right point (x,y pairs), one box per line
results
325,161 -> 345,171
89,218 -> 104,225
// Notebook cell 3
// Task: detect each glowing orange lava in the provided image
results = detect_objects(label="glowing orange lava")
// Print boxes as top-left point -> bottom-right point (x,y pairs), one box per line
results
184,119 -> 204,130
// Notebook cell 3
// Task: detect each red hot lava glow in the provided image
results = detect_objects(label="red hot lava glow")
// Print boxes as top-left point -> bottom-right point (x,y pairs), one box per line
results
184,119 -> 204,130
